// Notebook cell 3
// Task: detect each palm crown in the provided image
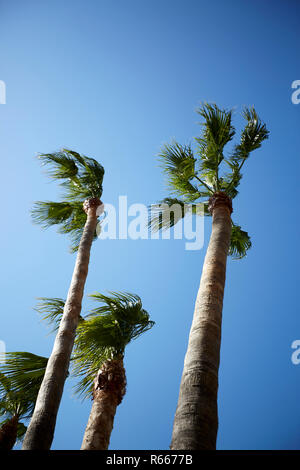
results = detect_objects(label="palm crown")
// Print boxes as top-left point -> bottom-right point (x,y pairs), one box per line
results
0,353 -> 48,442
149,103 -> 269,258
31,149 -> 105,252
34,292 -> 154,398
72,292 -> 154,398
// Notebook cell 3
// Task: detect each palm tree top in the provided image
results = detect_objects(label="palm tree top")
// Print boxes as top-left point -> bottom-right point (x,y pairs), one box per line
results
0,353 -> 48,443
150,103 -> 269,259
31,149 -> 105,252
0,352 -> 48,401
72,292 -> 154,398
33,293 -> 154,399
38,149 -> 104,200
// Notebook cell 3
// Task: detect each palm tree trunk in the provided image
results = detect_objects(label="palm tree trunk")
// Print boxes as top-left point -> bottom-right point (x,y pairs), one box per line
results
23,200 -> 101,450
171,194 -> 232,450
81,358 -> 126,450
0,415 -> 19,450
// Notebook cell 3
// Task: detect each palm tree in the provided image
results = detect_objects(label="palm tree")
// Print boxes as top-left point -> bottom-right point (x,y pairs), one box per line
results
72,292 -> 154,450
23,150 -> 105,450
149,103 -> 269,449
0,353 -> 47,450
26,293 -> 154,450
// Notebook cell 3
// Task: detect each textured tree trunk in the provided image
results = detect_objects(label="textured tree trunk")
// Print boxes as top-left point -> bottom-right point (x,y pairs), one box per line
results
81,358 -> 126,450
171,193 -> 232,450
23,199 -> 101,450
0,415 -> 19,450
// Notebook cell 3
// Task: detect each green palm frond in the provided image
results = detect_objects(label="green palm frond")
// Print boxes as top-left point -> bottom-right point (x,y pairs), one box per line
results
38,149 -> 104,200
36,297 -> 84,332
229,223 -> 252,259
148,197 -> 209,232
72,292 -> 154,398
229,107 -> 269,164
159,142 -> 207,200
0,352 -> 47,403
31,201 -> 90,252
38,152 -> 79,180
35,297 -> 66,332
219,160 -> 243,199
32,149 -> 104,252
196,103 -> 235,175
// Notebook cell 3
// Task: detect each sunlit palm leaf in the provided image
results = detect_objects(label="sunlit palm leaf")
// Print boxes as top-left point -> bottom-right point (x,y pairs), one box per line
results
230,107 -> 269,164
32,149 -> 104,251
148,197 -> 209,232
196,103 -> 235,175
229,223 -> 252,259
0,352 -> 47,400
36,297 -> 84,332
72,292 -> 154,398
35,297 -> 65,332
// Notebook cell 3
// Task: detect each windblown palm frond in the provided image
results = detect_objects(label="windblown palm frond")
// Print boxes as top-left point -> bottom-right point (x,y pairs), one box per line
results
35,297 -> 66,332
223,107 -> 269,196
0,352 -> 47,445
229,223 -> 252,259
196,103 -> 235,179
230,107 -> 269,164
159,142 -> 209,201
0,353 -> 47,446
39,149 -> 104,200
72,292 -> 154,398
35,297 -> 85,332
32,149 -> 104,252
148,197 -> 209,232
0,352 -> 47,401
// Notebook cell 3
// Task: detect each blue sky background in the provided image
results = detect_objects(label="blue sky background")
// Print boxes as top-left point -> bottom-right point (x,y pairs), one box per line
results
0,0 -> 299,450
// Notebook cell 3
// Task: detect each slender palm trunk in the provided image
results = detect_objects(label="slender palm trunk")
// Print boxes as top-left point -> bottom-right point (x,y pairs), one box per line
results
171,193 -> 232,450
23,199 -> 101,450
81,358 -> 126,450
0,415 -> 19,450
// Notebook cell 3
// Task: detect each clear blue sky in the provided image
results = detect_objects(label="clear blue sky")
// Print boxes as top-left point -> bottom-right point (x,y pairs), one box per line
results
0,0 -> 299,450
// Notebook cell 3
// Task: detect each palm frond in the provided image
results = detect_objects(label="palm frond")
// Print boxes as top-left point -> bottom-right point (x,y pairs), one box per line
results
72,292 -> 154,398
230,107 -> 269,164
196,103 -> 235,175
0,353 -> 47,435
219,160 -> 243,199
148,197 -> 209,232
35,297 -> 65,332
229,223 -> 252,259
36,297 -> 85,332
33,150 -> 104,251
38,149 -> 104,201
38,152 -> 79,180
159,142 -> 209,200
31,200 -> 98,253
0,352 -> 47,405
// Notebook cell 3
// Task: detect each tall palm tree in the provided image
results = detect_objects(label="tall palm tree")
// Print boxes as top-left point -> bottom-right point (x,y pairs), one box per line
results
149,104 -> 269,449
0,353 -> 47,450
23,150 -> 105,450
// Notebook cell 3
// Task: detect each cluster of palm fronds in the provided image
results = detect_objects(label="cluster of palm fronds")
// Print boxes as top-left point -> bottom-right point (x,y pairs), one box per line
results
31,149 -> 104,252
149,104 -> 269,259
0,292 -> 154,446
